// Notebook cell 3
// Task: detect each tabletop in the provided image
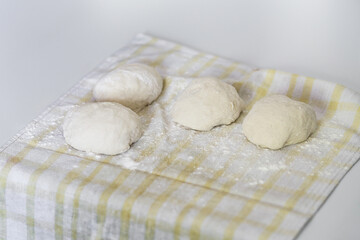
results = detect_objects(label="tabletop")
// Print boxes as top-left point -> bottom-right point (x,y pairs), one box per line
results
0,1 -> 359,239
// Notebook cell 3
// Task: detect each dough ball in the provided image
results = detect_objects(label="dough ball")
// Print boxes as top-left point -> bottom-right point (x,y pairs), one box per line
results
171,78 -> 245,131
93,63 -> 163,111
243,95 -> 317,150
63,102 -> 142,155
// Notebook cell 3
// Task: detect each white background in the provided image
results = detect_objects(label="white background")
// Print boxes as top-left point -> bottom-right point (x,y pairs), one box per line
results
0,0 -> 359,239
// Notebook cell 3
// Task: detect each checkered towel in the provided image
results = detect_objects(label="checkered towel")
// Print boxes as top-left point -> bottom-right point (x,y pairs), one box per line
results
0,33 -> 359,240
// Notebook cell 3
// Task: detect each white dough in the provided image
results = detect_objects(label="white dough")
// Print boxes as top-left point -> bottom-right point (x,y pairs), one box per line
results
243,95 -> 317,150
63,102 -> 142,155
171,78 -> 245,131
93,63 -> 163,111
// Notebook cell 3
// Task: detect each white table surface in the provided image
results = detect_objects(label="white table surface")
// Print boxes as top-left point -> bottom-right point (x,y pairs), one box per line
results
0,1 -> 359,239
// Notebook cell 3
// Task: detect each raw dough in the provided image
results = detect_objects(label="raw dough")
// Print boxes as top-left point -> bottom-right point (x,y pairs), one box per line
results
171,78 -> 245,131
242,94 -> 317,149
93,63 -> 163,111
63,102 -> 142,155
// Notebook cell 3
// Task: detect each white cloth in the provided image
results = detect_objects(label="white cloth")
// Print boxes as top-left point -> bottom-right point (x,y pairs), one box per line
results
0,33 -> 359,240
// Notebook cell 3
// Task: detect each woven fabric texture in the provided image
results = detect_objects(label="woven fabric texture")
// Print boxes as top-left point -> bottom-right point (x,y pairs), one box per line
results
0,33 -> 359,240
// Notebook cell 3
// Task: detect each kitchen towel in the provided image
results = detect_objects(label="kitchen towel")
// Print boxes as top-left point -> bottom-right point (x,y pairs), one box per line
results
0,33 -> 359,240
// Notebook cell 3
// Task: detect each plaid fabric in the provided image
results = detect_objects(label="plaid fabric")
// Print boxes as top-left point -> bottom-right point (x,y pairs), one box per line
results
0,33 -> 359,240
